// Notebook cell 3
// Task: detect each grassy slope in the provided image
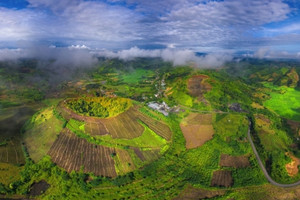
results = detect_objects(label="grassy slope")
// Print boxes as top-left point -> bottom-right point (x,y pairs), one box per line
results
24,108 -> 63,162
263,83 -> 300,121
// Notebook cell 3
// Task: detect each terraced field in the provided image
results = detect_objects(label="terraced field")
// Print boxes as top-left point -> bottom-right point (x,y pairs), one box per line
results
57,103 -> 172,140
136,111 -> 172,140
48,128 -> 117,177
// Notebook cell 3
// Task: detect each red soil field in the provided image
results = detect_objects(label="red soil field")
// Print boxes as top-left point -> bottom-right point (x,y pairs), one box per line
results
48,128 -> 117,177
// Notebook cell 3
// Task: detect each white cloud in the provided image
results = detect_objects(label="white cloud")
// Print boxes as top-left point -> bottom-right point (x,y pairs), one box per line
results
99,47 -> 232,67
254,47 -> 300,59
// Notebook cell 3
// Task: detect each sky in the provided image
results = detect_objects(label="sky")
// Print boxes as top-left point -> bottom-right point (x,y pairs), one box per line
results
0,0 -> 299,62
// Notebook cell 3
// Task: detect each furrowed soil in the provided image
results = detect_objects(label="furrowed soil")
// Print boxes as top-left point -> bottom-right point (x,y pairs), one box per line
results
219,154 -> 250,168
48,128 -> 117,177
57,103 -> 172,140
211,170 -> 233,187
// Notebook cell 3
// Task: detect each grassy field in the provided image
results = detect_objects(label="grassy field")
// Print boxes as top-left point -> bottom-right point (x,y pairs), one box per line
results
0,163 -> 23,185
264,83 -> 300,121
120,69 -> 155,84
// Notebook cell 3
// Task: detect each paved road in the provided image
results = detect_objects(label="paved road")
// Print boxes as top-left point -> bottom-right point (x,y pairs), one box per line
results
247,120 -> 300,187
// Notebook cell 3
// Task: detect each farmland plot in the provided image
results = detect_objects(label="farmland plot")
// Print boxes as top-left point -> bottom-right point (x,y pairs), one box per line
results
115,149 -> 136,174
219,154 -> 250,168
0,139 -> 24,164
48,128 -> 117,177
99,107 -> 144,139
187,75 -> 212,98
136,111 -> 172,140
211,170 -> 233,187
180,113 -> 214,149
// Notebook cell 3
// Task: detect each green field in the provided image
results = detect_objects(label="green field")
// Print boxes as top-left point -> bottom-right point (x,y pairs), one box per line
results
121,69 -> 155,84
264,83 -> 300,121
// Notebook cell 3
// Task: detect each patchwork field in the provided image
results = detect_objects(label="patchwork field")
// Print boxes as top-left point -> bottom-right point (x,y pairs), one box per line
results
180,113 -> 214,149
48,128 -> 117,177
219,154 -> 250,168
211,170 -> 233,187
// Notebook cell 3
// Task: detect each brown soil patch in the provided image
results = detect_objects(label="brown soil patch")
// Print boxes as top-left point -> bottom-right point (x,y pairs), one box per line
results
180,113 -> 214,149
29,180 -> 50,197
287,120 -> 300,136
131,147 -> 146,161
211,170 -> 233,187
219,154 -> 250,168
285,152 -> 300,176
173,185 -> 226,200
48,128 -> 117,177
187,75 -> 212,99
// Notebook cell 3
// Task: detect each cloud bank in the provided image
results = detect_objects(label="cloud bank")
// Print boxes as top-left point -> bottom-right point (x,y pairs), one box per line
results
0,0 -> 299,54
0,46 -> 233,68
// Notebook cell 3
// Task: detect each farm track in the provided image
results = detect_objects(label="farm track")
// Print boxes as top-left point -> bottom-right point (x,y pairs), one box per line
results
48,128 -> 117,177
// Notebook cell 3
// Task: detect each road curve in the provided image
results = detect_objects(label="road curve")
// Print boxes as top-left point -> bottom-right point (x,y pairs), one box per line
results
247,120 -> 300,187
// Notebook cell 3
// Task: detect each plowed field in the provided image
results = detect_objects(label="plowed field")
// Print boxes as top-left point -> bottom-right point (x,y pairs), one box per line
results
180,113 -> 214,149
48,128 -> 117,177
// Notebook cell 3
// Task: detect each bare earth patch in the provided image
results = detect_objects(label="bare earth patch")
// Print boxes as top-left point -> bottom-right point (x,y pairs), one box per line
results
285,152 -> 300,177
187,75 -> 212,100
173,185 -> 226,200
211,170 -> 233,188
219,154 -> 250,168
180,113 -> 214,149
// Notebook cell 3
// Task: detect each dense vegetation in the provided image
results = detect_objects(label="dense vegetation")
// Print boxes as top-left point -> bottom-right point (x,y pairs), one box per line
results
0,58 -> 299,199
66,97 -> 132,118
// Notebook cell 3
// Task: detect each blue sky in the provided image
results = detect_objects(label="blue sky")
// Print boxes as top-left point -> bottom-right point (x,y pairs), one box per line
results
0,0 -> 299,59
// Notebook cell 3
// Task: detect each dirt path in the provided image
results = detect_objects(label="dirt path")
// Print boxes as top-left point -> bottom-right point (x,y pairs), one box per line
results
247,119 -> 300,187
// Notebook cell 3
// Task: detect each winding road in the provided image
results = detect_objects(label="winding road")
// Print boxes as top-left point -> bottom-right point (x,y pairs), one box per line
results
247,120 -> 300,187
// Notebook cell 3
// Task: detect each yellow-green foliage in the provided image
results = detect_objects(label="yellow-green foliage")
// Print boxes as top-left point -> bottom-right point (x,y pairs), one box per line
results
214,113 -> 248,141
66,97 -> 132,118
0,163 -> 23,185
